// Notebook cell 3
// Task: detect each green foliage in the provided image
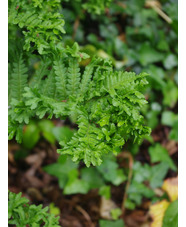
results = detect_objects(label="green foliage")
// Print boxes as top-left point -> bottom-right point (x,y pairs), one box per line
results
99,185 -> 111,199
9,51 -> 150,166
49,203 -> 61,216
99,219 -> 125,227
22,121 -> 40,149
126,160 -> 170,210
8,0 -> 65,54
148,143 -> 177,171
63,0 -> 113,14
82,0 -> 112,14
96,156 -> 127,185
44,154 -> 126,195
111,208 -> 122,220
9,54 -> 28,102
163,200 -> 178,227
8,191 -> 60,227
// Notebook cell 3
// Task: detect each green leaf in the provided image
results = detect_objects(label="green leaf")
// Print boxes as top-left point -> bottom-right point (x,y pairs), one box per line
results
148,143 -> 177,171
138,43 -> 164,66
99,185 -> 111,199
161,111 -> 178,127
163,200 -> 178,227
81,167 -> 104,189
128,182 -> 154,203
163,54 -> 177,70
52,126 -> 74,143
22,122 -> 40,149
38,120 -> 55,144
169,121 -> 178,141
111,208 -> 122,220
124,199 -> 136,210
43,156 -> 78,188
99,219 -> 125,227
96,158 -> 126,186
49,203 -> 60,216
149,162 -> 169,188
64,169 -> 90,194
163,80 -> 178,108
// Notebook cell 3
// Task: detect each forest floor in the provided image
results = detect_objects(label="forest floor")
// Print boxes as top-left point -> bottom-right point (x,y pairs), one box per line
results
8,123 -> 178,227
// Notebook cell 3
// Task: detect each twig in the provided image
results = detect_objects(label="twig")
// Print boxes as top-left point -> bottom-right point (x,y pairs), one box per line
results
118,152 -> 134,217
76,205 -> 94,227
72,16 -> 80,40
118,0 -> 172,24
145,0 -> 172,24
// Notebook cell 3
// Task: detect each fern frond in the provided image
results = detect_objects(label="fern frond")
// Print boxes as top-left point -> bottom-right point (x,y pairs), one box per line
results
67,58 -> 81,97
41,69 -> 57,98
59,116 -> 108,167
8,191 -> 60,226
10,54 -> 28,101
54,57 -> 68,100
8,0 -> 65,54
31,58 -> 51,89
79,58 -> 98,98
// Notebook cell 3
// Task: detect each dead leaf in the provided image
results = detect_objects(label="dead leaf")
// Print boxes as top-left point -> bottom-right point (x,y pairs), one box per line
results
163,140 -> 178,156
27,187 -> 43,201
25,152 -> 46,168
99,197 -> 117,220
162,176 -> 178,202
149,200 -> 170,227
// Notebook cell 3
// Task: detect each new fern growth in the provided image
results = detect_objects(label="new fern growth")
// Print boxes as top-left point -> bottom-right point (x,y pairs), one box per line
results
9,49 -> 150,166
8,0 -> 151,167
8,191 -> 60,227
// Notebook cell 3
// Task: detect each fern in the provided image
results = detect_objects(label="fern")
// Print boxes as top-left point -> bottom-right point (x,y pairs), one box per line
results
54,56 -> 68,100
8,0 -> 65,54
8,1 -> 151,167
31,57 -> 51,89
9,54 -> 28,101
9,53 -> 151,166
66,57 -> 81,97
8,191 -> 60,227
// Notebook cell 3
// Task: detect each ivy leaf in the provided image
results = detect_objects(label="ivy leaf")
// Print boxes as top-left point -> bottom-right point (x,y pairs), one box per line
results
81,167 -> 104,189
149,162 -> 169,188
63,169 -> 90,194
163,80 -> 178,108
96,157 -> 126,186
52,126 -> 74,143
163,200 -> 178,227
38,120 -> 55,144
138,43 -> 164,66
43,155 -> 78,188
163,54 -> 177,70
22,122 -> 40,149
161,111 -> 178,127
111,208 -> 122,220
148,143 -> 177,171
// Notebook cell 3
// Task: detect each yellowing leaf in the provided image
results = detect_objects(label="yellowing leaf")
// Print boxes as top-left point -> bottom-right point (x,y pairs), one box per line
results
162,177 -> 178,202
149,200 -> 170,227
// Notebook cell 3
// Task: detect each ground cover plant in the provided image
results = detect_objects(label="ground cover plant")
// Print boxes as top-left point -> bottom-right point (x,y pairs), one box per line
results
8,0 -> 178,226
